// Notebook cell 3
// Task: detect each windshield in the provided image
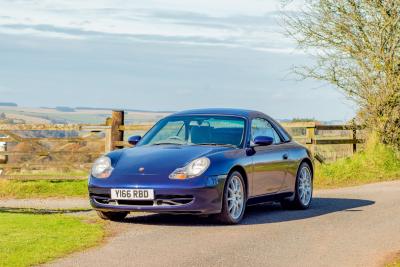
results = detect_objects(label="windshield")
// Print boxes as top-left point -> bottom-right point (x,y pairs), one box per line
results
138,115 -> 246,148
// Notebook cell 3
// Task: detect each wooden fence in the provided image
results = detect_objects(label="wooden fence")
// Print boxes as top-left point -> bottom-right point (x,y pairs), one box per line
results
0,110 -> 364,180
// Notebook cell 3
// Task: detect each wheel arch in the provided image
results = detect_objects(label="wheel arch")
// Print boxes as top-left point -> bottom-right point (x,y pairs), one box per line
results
299,157 -> 314,178
228,165 -> 249,198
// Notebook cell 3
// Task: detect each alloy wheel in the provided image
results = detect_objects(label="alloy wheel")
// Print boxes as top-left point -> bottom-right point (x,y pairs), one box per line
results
298,166 -> 312,206
227,175 -> 245,220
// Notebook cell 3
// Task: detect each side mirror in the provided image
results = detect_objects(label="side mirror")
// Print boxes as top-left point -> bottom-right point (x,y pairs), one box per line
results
128,135 -> 141,146
253,136 -> 274,146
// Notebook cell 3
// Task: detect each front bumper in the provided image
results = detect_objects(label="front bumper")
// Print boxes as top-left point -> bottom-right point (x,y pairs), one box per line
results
88,176 -> 226,214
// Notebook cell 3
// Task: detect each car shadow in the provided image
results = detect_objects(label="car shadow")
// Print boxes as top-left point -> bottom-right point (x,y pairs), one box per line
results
121,197 -> 375,226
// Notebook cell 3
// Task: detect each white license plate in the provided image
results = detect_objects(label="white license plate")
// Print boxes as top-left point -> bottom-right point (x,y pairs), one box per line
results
111,189 -> 154,200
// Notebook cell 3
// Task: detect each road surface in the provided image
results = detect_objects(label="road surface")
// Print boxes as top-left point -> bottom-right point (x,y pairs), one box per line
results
48,181 -> 400,267
1,198 -> 90,210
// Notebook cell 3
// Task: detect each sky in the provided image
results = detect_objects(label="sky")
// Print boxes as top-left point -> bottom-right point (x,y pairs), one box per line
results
0,0 -> 356,121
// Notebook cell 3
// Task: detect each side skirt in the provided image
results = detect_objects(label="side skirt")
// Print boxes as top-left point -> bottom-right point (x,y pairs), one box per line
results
246,192 -> 294,206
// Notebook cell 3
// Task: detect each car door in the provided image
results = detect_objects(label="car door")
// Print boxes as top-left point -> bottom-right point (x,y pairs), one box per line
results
250,118 -> 288,196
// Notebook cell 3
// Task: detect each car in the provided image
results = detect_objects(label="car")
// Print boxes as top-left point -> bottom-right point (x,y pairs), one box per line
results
88,108 -> 314,224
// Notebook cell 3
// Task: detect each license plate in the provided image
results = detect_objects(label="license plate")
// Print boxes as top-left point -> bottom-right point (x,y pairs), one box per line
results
111,189 -> 154,200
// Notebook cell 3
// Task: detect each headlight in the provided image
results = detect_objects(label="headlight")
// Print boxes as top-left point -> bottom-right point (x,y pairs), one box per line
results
91,156 -> 113,179
169,157 -> 210,179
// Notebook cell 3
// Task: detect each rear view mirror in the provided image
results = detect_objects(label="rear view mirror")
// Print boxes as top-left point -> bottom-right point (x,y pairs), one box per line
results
128,135 -> 141,146
253,136 -> 274,146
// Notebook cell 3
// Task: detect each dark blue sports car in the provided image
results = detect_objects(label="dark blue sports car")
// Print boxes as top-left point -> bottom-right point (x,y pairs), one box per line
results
89,108 -> 313,224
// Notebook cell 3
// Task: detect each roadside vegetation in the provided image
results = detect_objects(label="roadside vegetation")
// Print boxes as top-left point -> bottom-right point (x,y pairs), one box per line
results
315,136 -> 400,188
0,211 -> 104,267
0,179 -> 87,199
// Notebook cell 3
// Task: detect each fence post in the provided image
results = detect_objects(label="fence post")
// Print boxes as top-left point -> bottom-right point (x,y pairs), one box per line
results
306,124 -> 316,157
104,110 -> 124,152
352,128 -> 357,154
0,140 -> 6,175
351,119 -> 357,154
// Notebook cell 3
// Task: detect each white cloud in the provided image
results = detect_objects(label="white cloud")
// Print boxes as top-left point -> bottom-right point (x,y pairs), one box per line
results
0,27 -> 84,40
0,0 -> 301,53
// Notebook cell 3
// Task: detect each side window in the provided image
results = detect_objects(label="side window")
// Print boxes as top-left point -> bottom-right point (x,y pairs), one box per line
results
272,129 -> 281,143
251,118 -> 281,144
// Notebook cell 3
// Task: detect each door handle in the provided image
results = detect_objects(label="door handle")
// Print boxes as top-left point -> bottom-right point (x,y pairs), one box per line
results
282,153 -> 288,160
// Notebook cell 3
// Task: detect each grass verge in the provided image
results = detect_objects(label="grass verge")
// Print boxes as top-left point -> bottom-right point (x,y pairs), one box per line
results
0,211 -> 104,267
315,135 -> 400,188
0,179 -> 88,199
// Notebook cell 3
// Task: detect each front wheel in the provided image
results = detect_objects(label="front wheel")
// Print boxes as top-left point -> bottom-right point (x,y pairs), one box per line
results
281,162 -> 313,210
214,171 -> 246,224
96,210 -> 128,221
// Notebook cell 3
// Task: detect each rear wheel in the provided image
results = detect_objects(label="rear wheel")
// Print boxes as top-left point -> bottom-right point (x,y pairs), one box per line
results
96,210 -> 128,221
281,162 -> 313,210
214,171 -> 246,224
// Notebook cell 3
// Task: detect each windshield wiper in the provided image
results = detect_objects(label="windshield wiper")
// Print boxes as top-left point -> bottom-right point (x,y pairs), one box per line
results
195,143 -> 237,148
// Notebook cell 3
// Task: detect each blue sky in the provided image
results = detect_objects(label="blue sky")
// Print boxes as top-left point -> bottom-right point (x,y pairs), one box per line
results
0,0 -> 355,120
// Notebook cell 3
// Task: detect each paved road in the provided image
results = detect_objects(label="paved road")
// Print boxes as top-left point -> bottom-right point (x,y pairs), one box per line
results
0,198 -> 90,210
48,181 -> 400,267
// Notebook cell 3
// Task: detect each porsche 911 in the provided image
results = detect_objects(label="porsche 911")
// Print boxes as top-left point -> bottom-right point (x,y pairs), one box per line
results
88,108 -> 313,224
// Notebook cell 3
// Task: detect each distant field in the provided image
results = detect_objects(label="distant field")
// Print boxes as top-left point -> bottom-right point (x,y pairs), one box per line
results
0,106 -> 170,124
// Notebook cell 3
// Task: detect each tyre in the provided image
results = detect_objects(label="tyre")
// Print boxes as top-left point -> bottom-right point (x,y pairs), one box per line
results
96,210 -> 128,221
214,171 -> 246,224
281,162 -> 313,210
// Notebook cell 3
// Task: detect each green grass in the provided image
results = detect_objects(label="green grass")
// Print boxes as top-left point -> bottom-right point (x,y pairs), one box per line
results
0,212 -> 104,267
315,135 -> 400,188
0,179 -> 88,199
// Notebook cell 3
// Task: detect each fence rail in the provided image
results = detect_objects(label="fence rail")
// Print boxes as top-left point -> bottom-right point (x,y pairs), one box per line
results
0,110 -> 365,180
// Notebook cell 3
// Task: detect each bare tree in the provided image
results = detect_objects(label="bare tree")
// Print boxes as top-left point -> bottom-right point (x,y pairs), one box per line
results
284,0 -> 400,150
